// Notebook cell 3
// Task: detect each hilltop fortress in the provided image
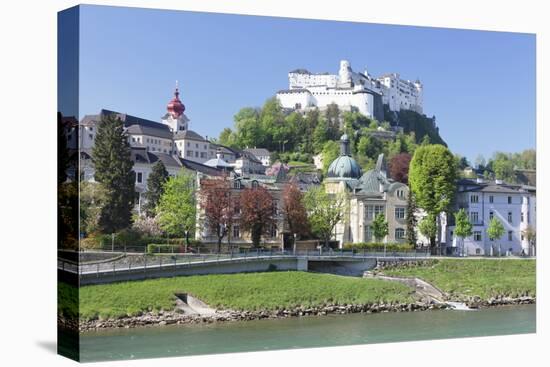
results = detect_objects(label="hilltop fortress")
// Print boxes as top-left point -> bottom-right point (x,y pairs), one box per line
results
276,60 -> 423,121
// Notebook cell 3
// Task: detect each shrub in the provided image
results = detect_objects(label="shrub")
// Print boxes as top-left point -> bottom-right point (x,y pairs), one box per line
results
80,236 -> 102,249
147,244 -> 183,254
342,242 -> 414,252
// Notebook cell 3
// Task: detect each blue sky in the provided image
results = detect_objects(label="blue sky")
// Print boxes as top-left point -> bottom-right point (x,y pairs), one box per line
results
75,5 -> 536,162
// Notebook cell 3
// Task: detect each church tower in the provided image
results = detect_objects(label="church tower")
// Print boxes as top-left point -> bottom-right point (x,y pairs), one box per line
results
161,82 -> 189,132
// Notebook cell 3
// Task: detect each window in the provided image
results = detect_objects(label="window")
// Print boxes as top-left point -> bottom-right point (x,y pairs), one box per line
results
136,172 -> 143,183
364,226 -> 373,242
474,231 -> 482,241
475,249 -> 481,255
508,231 -> 513,241
521,233 -> 525,241
508,196 -> 512,204
366,205 -> 384,220
272,201 -> 278,215
470,195 -> 479,203
521,212 -> 524,223
195,143 -> 199,148
204,144 -> 207,149
395,207 -> 406,219
234,202 -> 240,215
489,196 -> 494,203
89,134 -> 93,140
200,152 -> 207,158
470,211 -> 479,224
251,181 -> 259,188
449,231 -> 453,241
395,228 -> 405,239
270,224 -> 278,238
489,211 -> 494,220
187,142 -> 190,147
508,212 -> 513,223
195,151 -> 199,157
396,189 -> 405,199
187,150 -> 193,157
232,226 -> 240,239
233,180 -> 242,189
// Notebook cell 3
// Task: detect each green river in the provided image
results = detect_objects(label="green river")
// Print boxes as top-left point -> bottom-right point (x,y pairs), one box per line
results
70,304 -> 535,362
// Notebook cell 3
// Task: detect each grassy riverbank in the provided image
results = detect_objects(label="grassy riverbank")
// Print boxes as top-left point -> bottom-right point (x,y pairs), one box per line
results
382,259 -> 536,299
60,271 -> 414,321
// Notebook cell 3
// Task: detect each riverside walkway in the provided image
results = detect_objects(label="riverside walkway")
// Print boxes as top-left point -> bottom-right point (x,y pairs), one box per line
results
58,249 -> 431,285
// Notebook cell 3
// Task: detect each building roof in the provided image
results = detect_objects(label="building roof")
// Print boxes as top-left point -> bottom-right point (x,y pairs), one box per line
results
327,156 -> 362,179
126,124 -> 173,139
244,148 -> 271,158
204,157 -> 233,169
457,178 -> 534,194
173,129 -> 207,142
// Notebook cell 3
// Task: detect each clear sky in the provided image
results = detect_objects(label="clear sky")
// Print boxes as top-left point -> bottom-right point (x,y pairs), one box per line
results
76,5 -> 536,163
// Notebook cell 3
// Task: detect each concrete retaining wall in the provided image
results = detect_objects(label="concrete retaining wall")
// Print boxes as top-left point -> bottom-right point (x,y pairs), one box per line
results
78,257 -> 302,285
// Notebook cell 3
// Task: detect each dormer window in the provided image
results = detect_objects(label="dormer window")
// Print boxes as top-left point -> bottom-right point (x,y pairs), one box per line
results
251,180 -> 259,189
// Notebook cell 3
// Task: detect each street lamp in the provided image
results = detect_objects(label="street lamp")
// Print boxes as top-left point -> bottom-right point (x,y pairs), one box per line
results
293,233 -> 297,255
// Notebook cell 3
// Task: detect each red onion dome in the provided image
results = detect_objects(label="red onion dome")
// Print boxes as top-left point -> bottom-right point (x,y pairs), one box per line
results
167,85 -> 185,118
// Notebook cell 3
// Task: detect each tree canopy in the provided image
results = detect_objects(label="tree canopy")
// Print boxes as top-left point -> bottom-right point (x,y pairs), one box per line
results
92,114 -> 135,233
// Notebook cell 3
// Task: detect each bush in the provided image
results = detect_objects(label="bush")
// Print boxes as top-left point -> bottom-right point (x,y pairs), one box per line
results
80,236 -> 102,249
342,242 -> 414,252
147,244 -> 183,254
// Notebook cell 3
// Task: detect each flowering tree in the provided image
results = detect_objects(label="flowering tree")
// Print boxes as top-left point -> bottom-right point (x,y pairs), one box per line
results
199,177 -> 238,252
239,186 -> 275,248
281,182 -> 310,240
388,153 -> 412,184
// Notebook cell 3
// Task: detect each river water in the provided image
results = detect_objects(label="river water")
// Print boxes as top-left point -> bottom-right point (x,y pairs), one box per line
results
76,305 -> 535,362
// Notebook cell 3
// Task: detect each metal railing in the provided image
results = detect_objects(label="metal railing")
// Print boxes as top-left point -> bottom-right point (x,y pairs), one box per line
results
58,248 -> 431,276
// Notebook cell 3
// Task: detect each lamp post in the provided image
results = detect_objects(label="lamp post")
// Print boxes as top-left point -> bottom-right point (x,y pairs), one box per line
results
293,233 -> 297,255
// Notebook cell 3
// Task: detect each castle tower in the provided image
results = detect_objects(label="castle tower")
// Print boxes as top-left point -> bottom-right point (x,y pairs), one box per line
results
161,81 -> 189,133
338,60 -> 352,87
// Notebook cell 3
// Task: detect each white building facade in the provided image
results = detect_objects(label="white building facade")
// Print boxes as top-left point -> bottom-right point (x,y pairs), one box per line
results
447,179 -> 536,256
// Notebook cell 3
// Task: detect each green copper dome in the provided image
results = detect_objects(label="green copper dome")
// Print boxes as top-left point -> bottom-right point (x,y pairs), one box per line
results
327,134 -> 362,179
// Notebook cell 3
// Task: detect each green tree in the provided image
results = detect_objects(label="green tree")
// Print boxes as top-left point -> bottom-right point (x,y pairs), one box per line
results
321,140 -> 340,174
453,209 -> 473,256
372,213 -> 389,242
234,107 -> 262,149
92,114 -> 135,233
522,225 -> 536,256
304,187 -> 347,248
486,217 -> 505,256
218,127 -> 238,148
492,157 -> 515,183
406,192 -> 418,246
409,144 -> 457,248
143,161 -> 169,217
418,215 -> 437,247
157,171 -> 196,246
312,117 -> 331,153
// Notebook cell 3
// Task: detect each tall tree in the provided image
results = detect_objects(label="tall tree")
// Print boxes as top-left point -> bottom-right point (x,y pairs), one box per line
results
406,192 -> 418,246
388,153 -> 412,184
321,140 -> 340,174
239,186 -> 275,248
304,187 -> 346,248
372,213 -> 389,243
453,209 -> 473,256
281,182 -> 310,240
409,144 -> 457,248
92,114 -> 135,233
157,171 -> 196,247
199,177 -> 238,252
143,161 -> 169,217
487,217 -> 505,256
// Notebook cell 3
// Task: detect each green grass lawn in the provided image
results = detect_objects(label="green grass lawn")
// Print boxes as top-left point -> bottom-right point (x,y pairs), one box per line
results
61,271 -> 415,320
383,259 -> 536,299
